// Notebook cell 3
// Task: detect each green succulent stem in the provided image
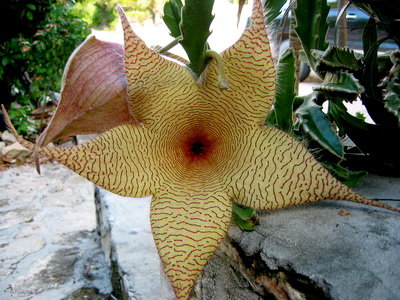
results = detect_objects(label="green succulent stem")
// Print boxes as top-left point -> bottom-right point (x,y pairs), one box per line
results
158,36 -> 183,54
205,50 -> 229,90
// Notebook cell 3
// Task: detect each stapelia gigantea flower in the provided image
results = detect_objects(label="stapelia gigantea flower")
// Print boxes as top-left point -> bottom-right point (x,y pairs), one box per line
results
3,0 -> 400,298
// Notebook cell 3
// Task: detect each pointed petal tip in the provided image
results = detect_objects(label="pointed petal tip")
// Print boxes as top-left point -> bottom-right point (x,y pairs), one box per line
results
116,5 -> 125,17
344,191 -> 400,214
116,3 -> 144,51
2,104 -> 19,140
34,152 -> 41,175
251,0 -> 266,28
116,5 -> 130,30
151,191 -> 232,299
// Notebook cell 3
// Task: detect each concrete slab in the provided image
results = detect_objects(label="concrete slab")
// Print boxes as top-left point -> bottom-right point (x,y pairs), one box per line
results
95,188 -> 174,300
356,174 -> 400,200
0,163 -> 112,299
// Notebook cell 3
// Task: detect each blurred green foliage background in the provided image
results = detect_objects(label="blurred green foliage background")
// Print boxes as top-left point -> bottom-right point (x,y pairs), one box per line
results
0,0 -> 161,135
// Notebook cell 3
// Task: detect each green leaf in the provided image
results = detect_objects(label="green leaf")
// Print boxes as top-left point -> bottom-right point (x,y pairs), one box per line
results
179,0 -> 215,76
363,17 -> 377,58
232,203 -> 256,231
163,0 -> 183,38
237,0 -> 246,25
295,92 -> 344,157
384,80 -> 400,124
377,54 -> 392,76
361,17 -> 397,126
315,46 -> 362,74
362,17 -> 380,100
294,0 -> 330,70
314,71 -> 364,102
328,100 -> 370,131
2,57 -> 10,66
232,215 -> 256,231
27,4 -> 36,10
327,99 -> 379,156
321,162 -> 367,188
26,11 -> 33,21
272,47 -> 296,132
329,99 -> 400,169
265,0 -> 288,24
233,203 -> 255,220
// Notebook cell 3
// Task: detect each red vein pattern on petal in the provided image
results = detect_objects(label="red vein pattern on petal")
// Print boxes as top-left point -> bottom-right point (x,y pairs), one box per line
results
208,0 -> 276,125
227,126 -> 375,210
11,121 -> 157,197
150,189 -> 232,300
117,6 -> 198,126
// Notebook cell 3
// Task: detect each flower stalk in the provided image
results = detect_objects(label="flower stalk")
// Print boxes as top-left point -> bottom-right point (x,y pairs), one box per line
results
206,50 -> 229,90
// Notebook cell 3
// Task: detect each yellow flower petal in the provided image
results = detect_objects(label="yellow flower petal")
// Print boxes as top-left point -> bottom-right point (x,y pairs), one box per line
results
226,126 -> 399,213
150,189 -> 231,299
118,7 -> 198,126
4,114 -> 156,197
37,35 -> 134,147
200,0 -> 275,125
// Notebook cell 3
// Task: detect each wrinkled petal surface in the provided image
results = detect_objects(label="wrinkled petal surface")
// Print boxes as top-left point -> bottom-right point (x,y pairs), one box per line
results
204,0 -> 276,125
151,189 -> 231,299
118,7 -> 198,126
118,0 -> 275,128
13,122 -> 156,197
226,126 -> 367,209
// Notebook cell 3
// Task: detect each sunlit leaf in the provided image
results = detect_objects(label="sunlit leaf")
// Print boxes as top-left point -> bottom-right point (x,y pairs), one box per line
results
296,92 -> 344,157
294,0 -> 330,70
321,162 -> 367,188
163,0 -> 183,38
383,80 -> 400,124
233,203 -> 255,220
360,17 -> 397,126
314,71 -> 364,102
237,0 -> 246,25
264,0 -> 287,24
315,46 -> 362,74
269,47 -> 296,132
180,0 -> 214,75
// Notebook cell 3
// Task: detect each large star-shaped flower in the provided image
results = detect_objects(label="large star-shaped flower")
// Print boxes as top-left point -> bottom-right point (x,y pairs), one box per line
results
3,0 -> 399,298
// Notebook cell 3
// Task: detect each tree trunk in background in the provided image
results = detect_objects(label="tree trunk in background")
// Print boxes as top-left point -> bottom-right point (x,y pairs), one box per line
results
337,0 -> 348,47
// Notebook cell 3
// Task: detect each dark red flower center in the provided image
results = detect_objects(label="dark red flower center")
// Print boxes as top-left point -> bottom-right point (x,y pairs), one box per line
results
182,132 -> 215,164
190,141 -> 206,156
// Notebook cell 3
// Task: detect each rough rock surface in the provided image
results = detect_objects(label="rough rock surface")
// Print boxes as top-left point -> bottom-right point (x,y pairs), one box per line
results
0,163 -> 112,299
95,174 -> 400,299
0,141 -> 5,153
1,130 -> 17,144
197,175 -> 400,299
1,142 -> 31,160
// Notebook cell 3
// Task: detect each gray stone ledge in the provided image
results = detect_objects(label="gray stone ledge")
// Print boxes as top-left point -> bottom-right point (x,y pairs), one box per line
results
95,188 -> 171,300
95,175 -> 400,299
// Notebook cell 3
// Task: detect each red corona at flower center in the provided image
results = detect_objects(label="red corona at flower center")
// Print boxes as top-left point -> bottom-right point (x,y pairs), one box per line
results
190,141 -> 206,156
182,133 -> 215,163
